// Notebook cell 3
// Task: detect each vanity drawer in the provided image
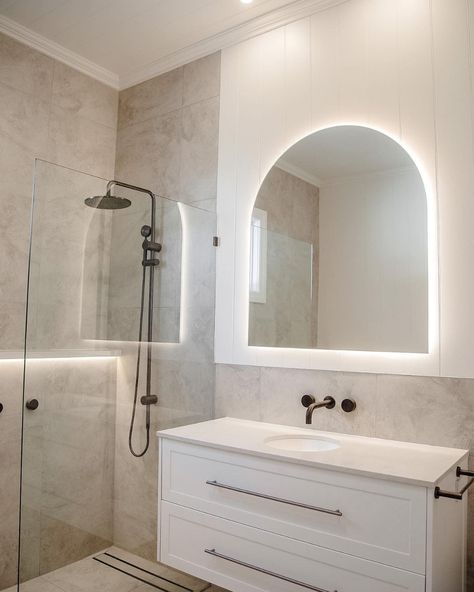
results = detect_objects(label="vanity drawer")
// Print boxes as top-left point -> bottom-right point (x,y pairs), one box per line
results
160,501 -> 425,592
160,440 -> 427,573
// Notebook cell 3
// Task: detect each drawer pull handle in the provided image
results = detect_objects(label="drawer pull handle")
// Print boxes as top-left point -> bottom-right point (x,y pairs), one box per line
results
205,548 -> 337,592
206,480 -> 342,516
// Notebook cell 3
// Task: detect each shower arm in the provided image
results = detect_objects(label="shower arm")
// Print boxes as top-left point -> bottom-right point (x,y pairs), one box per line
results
105,180 -> 156,242
106,180 -> 157,401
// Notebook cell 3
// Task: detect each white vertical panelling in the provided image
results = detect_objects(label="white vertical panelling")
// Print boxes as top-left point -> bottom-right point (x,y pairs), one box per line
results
310,4 -> 341,129
215,46 -> 240,363
284,18 -> 312,148
397,0 -> 439,372
258,27 -> 287,177
216,0 -> 474,377
232,35 -> 264,365
337,0 -> 369,124
365,0 -> 399,135
398,0 -> 435,160
433,0 -> 474,377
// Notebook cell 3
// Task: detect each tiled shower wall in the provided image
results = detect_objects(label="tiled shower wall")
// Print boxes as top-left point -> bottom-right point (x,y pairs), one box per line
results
112,53 -> 220,559
0,32 -> 118,589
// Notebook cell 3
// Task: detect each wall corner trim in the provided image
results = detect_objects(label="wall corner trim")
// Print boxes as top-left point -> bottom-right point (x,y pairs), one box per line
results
119,0 -> 348,89
0,15 -> 120,89
0,0 -> 346,91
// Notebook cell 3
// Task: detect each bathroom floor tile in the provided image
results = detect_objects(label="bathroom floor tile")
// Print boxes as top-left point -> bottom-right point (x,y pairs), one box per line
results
8,547 -> 229,592
105,546 -> 210,591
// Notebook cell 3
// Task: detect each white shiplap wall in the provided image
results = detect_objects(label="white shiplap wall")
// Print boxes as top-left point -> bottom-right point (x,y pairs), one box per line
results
216,0 -> 474,378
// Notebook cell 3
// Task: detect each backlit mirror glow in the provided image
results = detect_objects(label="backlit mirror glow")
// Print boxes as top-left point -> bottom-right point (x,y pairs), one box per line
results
248,126 -> 429,353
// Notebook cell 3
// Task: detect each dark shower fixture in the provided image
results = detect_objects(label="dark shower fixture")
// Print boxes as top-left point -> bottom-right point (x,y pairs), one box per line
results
85,180 -> 162,457
84,194 -> 131,209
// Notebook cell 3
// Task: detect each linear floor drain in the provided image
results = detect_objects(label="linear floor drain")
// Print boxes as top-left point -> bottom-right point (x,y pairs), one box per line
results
93,552 -> 211,592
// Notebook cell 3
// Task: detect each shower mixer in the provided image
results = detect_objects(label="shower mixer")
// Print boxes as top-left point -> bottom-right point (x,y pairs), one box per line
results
85,180 -> 162,457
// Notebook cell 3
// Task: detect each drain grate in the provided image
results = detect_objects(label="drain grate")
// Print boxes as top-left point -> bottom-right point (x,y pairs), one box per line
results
93,551 -> 211,592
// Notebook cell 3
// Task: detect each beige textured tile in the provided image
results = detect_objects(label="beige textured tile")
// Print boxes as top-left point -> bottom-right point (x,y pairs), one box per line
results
43,555 -> 140,592
215,364 -> 261,420
118,68 -> 183,129
0,436 -> 20,589
47,104 -> 116,179
0,360 -> 23,416
0,33 -> 54,99
52,62 -> 118,129
39,515 -> 111,575
4,574 -> 65,592
107,546 -> 210,591
0,194 -> 31,304
183,52 -> 221,106
0,81 -> 50,196
19,504 -> 41,582
112,502 -> 157,563
259,367 -> 377,436
115,111 -> 181,199
179,96 -> 219,204
375,374 -> 474,450
0,301 -> 27,350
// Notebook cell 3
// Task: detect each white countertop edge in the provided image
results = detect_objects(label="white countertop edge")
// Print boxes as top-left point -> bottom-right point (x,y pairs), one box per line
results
157,417 -> 469,488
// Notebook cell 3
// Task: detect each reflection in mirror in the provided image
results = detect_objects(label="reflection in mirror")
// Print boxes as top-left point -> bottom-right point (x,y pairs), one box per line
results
249,126 -> 428,353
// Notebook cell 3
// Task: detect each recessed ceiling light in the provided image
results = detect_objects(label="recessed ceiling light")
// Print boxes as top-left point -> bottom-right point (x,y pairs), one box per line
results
240,0 -> 254,4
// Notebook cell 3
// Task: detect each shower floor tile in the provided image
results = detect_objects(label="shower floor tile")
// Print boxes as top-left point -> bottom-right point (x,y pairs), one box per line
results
6,547 -> 229,592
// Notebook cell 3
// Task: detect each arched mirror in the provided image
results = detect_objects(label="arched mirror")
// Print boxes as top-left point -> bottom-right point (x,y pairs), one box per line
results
248,126 -> 429,353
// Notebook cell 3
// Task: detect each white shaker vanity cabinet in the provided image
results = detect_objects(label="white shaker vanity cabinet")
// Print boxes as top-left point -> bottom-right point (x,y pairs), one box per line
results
157,418 -> 469,592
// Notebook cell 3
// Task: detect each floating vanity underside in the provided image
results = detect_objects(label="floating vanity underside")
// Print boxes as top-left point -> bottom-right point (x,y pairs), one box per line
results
157,418 -> 468,592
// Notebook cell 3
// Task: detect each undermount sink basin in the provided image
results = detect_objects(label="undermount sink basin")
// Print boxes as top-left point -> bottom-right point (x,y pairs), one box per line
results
264,434 -> 340,452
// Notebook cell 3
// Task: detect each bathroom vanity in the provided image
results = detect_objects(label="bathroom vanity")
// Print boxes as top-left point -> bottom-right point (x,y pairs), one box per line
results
157,418 -> 468,592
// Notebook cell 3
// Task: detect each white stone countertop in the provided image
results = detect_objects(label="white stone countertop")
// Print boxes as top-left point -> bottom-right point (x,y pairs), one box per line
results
157,417 -> 468,487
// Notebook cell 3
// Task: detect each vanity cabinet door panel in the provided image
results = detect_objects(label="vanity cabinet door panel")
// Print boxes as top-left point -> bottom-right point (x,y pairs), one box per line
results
160,440 -> 426,574
160,501 -> 426,592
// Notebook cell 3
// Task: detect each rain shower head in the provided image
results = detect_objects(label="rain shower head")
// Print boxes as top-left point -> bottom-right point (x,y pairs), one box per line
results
84,194 -> 132,210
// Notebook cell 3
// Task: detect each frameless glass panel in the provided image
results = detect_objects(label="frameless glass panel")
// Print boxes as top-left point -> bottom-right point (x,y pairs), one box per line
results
19,160 -> 217,589
19,161 -> 118,586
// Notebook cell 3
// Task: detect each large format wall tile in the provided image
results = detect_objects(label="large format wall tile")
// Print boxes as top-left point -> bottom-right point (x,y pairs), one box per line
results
215,365 -> 377,436
47,105 -> 116,179
375,374 -> 474,451
0,81 -> 50,195
118,68 -> 183,129
0,362 -> 23,589
51,62 -> 118,129
214,364 -> 261,420
183,52 -> 221,107
115,111 -> 181,198
259,367 -> 377,436
216,364 -> 474,447
0,33 -> 54,100
179,96 -> 219,206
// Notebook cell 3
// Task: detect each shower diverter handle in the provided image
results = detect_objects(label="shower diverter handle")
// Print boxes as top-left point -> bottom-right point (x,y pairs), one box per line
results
140,395 -> 158,406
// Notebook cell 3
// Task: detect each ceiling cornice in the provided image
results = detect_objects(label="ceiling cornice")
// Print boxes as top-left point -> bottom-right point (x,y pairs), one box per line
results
120,0 -> 347,89
276,159 -> 322,187
0,0 -> 347,91
0,14 -> 119,89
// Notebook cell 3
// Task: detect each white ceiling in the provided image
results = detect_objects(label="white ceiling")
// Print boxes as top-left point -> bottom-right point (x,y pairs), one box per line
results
0,0 -> 304,88
278,126 -> 415,184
